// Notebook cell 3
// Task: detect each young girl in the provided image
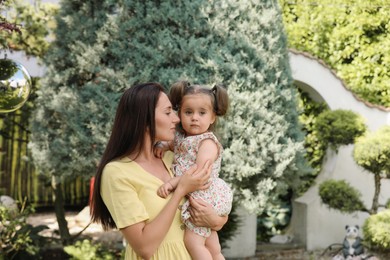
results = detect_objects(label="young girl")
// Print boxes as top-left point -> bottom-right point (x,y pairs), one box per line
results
155,80 -> 233,260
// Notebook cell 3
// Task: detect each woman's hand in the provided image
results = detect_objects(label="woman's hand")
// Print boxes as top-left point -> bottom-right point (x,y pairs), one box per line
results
188,196 -> 228,231
175,161 -> 212,196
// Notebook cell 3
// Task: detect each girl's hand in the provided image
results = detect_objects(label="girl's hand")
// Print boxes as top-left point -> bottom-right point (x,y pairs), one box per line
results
188,197 -> 228,231
175,161 -> 212,196
153,142 -> 165,159
157,182 -> 174,198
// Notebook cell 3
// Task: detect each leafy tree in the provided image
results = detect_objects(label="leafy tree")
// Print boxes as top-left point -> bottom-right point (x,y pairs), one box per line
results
0,0 -> 57,57
314,109 -> 367,151
0,0 -> 21,38
28,0 -> 117,244
319,126 -> 390,214
280,0 -> 390,107
28,0 -> 310,244
353,126 -> 390,214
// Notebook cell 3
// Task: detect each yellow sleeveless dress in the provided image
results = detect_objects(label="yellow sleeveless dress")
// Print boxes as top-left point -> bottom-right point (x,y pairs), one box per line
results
101,151 -> 191,260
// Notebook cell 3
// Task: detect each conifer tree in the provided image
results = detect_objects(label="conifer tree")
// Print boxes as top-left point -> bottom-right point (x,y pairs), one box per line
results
28,0 -> 121,244
29,0 -> 309,242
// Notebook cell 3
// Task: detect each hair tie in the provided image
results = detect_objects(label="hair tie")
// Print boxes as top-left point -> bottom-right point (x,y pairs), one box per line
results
185,81 -> 191,88
212,85 -> 217,94
212,85 -> 218,114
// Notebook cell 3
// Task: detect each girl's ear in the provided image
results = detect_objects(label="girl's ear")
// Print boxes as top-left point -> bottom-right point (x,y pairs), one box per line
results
210,114 -> 216,125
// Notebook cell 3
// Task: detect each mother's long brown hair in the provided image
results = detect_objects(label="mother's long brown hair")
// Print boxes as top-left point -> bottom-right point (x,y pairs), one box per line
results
90,82 -> 165,230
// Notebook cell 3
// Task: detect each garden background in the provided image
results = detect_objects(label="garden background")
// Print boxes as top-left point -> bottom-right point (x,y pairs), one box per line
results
0,0 -> 389,259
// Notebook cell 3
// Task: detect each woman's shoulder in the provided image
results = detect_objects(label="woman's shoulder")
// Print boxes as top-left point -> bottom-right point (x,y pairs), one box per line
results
103,157 -> 137,177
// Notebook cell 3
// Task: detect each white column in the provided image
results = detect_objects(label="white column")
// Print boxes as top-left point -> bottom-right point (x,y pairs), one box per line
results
222,207 -> 257,258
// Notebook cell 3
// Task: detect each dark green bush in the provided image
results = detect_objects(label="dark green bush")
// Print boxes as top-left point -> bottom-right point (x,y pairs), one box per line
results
362,209 -> 390,251
318,179 -> 365,213
314,109 -> 367,151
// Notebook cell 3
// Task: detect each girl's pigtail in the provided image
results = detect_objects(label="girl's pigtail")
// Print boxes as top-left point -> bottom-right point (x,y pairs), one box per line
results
212,84 -> 229,116
169,80 -> 190,111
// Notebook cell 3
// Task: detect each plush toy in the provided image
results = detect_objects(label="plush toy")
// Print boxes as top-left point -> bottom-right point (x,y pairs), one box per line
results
342,225 -> 364,259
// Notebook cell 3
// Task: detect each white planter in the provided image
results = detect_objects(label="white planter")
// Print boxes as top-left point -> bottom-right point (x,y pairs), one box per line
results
222,207 -> 257,258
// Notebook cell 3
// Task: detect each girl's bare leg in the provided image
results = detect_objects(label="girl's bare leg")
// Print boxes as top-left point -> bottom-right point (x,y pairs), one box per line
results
184,229 -> 212,260
205,230 -> 225,260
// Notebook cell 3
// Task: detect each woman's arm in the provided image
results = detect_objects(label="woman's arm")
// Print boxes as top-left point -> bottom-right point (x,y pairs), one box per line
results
121,162 -> 211,259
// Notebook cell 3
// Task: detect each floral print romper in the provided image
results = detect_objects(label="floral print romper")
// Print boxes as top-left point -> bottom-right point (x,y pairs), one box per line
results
173,131 -> 233,237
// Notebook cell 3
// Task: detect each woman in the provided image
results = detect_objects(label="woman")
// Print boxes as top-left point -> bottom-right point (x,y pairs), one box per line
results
90,82 -> 227,260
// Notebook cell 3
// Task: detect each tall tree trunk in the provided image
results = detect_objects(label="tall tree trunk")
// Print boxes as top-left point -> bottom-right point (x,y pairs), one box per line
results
371,173 -> 381,214
52,176 -> 71,244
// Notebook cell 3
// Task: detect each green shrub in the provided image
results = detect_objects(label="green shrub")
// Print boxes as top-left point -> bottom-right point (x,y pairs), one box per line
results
297,88 -> 329,194
280,0 -> 390,108
314,110 -> 367,151
64,239 -> 123,260
318,180 -> 365,213
353,126 -> 390,175
257,199 -> 291,241
363,209 -> 390,251
0,200 -> 49,259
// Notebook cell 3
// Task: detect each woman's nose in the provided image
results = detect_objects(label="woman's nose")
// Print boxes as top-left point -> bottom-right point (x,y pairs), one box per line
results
173,113 -> 180,123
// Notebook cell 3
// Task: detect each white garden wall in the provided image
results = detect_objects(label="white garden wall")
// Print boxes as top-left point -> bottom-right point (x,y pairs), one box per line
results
288,50 -> 390,250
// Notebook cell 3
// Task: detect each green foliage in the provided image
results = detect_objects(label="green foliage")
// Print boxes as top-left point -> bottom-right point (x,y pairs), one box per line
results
64,239 -> 123,260
29,0 -> 310,219
0,0 -> 58,58
318,179 -> 365,213
280,0 -> 390,107
362,209 -> 390,251
0,200 -> 49,259
297,88 -> 328,193
314,109 -> 367,151
353,126 -> 390,175
29,0 -> 122,180
257,198 -> 291,241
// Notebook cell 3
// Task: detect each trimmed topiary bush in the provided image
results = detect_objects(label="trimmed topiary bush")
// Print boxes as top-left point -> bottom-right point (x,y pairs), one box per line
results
362,209 -> 390,252
314,109 -> 367,151
353,126 -> 390,214
353,126 -> 390,176
318,179 -> 366,214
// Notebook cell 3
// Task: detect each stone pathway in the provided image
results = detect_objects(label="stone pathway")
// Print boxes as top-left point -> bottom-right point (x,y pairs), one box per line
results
27,206 -> 124,248
27,208 -> 387,260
